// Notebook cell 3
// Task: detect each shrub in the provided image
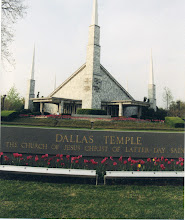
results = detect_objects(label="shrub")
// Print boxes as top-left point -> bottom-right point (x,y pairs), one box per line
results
32,112 -> 41,115
77,109 -> 107,115
19,109 -> 32,114
44,112 -> 50,115
165,117 -> 185,128
1,111 -> 19,121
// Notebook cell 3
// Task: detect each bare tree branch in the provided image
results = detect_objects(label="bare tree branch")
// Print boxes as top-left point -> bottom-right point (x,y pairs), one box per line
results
1,0 -> 27,67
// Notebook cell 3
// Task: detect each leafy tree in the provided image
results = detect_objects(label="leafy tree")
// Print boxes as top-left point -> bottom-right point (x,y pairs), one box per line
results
1,0 -> 27,65
163,87 -> 173,110
169,100 -> 185,118
2,86 -> 24,111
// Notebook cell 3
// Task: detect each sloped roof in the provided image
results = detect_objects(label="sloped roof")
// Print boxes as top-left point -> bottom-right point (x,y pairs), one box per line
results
49,63 -> 86,97
49,63 -> 135,101
100,64 -> 135,101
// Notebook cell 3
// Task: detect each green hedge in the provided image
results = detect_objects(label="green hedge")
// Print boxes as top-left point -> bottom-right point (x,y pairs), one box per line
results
1,111 -> 19,121
165,117 -> 185,128
77,109 -> 107,115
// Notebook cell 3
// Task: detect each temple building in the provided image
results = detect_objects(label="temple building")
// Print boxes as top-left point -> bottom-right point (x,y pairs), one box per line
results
25,0 -> 156,117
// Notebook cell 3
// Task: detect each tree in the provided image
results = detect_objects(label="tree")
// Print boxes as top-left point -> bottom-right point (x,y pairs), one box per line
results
169,100 -> 185,118
163,87 -> 173,110
1,0 -> 27,65
2,86 -> 24,111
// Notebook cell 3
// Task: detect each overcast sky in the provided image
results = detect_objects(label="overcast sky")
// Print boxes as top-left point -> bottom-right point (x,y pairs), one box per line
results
1,0 -> 185,108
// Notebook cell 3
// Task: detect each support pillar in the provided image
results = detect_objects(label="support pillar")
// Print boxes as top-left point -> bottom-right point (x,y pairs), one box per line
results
59,100 -> 64,114
119,103 -> 123,117
137,106 -> 142,118
40,102 -> 44,115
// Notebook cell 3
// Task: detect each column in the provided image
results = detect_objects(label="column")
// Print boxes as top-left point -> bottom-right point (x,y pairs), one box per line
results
119,103 -> 123,117
59,100 -> 64,114
40,102 -> 44,115
137,106 -> 142,118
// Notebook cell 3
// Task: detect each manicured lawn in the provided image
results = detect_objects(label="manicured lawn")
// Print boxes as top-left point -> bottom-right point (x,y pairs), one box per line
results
1,117 -> 184,131
1,110 -> 15,117
0,175 -> 183,219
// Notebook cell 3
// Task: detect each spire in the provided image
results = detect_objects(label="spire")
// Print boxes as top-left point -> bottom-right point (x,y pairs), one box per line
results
31,45 -> 35,80
91,0 -> 98,25
149,49 -> 154,84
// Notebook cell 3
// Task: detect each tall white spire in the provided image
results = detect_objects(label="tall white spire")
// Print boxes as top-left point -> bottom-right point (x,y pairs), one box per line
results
91,0 -> 98,25
84,0 -> 101,109
149,49 -> 154,84
31,45 -> 35,80
24,46 -> 36,110
148,49 -> 156,111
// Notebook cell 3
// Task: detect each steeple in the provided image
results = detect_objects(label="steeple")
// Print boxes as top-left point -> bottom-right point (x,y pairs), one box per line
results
149,49 -> 154,84
31,45 -> 35,80
148,49 -> 156,111
24,46 -> 36,110
83,0 -> 102,109
91,0 -> 98,25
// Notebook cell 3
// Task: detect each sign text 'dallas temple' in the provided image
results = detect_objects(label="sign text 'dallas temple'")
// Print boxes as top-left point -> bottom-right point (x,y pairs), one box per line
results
1,127 -> 184,158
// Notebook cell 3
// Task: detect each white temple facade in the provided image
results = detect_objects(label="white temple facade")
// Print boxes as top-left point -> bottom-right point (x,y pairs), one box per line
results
28,0 -> 153,117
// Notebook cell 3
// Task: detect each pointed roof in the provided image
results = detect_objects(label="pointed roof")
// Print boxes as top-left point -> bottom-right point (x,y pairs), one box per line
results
91,0 -> 98,25
149,49 -> 154,84
31,45 -> 35,80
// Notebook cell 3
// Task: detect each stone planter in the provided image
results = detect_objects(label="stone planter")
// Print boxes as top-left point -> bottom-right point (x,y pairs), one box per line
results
104,171 -> 184,184
0,165 -> 98,185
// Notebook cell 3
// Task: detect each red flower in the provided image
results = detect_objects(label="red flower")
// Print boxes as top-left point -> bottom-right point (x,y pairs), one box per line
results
101,157 -> 108,164
176,161 -> 180,165
123,160 -> 127,164
56,154 -> 60,157
140,160 -> 145,165
60,154 -> 63,158
48,158 -> 53,162
77,155 -> 82,159
180,162 -> 184,166
171,159 -> 174,162
18,154 -> 22,158
84,159 -> 89,163
165,159 -> 168,162
48,162 -> 50,165
0,152 -> 3,156
118,156 -> 123,162
147,158 -> 151,162
66,155 -> 70,160
57,159 -> 60,163
179,157 -> 184,162
27,155 -> 33,160
4,156 -> 9,161
75,160 -> 79,164
128,157 -> 132,162
20,158 -> 23,161
160,164 -> 165,170
161,156 -> 164,161
168,161 -> 171,165
113,162 -> 117,166
41,155 -> 46,159
110,156 -> 114,161
91,160 -> 98,165
35,155 -> 39,162
13,153 -> 19,158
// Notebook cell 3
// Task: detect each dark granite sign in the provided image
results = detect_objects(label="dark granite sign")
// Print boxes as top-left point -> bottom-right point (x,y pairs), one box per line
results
1,126 -> 184,158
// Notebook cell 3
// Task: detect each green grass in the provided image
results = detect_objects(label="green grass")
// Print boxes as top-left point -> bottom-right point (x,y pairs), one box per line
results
1,117 -> 184,131
0,175 -> 184,219
1,110 -> 15,117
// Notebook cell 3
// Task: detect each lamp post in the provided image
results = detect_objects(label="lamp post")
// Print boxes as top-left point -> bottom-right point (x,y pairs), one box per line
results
2,95 -> 6,110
